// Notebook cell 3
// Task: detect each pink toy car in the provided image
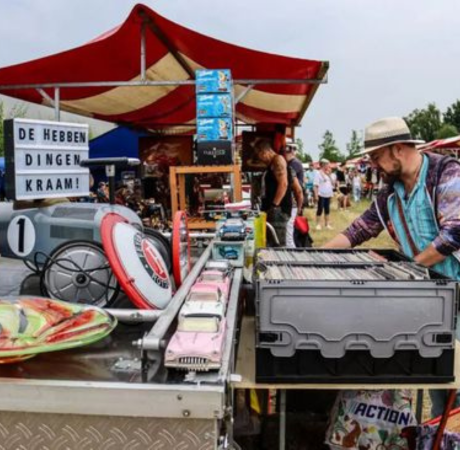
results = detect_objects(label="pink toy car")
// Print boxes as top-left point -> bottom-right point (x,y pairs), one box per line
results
186,283 -> 225,304
195,270 -> 231,298
205,261 -> 231,272
165,301 -> 227,371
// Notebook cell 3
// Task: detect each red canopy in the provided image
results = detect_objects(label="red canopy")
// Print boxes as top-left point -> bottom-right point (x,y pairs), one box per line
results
0,4 -> 328,134
419,136 -> 460,151
418,136 -> 460,159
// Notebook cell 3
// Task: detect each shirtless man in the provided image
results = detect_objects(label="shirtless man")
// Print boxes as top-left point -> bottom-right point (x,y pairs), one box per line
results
253,139 -> 303,246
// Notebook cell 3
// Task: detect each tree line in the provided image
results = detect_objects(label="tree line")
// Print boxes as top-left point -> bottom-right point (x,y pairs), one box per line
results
298,99 -> 460,163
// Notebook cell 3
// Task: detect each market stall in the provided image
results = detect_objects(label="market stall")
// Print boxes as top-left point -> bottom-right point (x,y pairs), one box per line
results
0,4 -> 457,450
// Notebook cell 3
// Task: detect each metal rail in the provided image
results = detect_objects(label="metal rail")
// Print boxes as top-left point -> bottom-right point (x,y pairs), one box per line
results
139,242 -> 213,351
0,77 -> 327,90
219,269 -> 242,380
105,309 -> 162,323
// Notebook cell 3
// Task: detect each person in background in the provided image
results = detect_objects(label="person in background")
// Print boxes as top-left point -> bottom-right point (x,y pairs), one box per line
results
254,139 -> 303,247
314,159 -> 334,230
365,165 -> 373,199
284,141 -> 305,248
305,165 -> 316,207
371,167 -> 381,199
351,168 -> 362,203
324,116 -> 460,418
97,181 -> 109,203
336,162 -> 351,210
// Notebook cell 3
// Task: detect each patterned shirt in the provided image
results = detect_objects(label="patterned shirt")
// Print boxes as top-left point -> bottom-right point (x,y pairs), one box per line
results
343,152 -> 460,278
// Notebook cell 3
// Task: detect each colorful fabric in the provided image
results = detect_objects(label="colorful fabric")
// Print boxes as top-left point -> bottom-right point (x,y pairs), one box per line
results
388,154 -> 460,279
417,424 -> 460,450
0,296 -> 116,363
325,390 -> 416,450
343,153 -> 460,279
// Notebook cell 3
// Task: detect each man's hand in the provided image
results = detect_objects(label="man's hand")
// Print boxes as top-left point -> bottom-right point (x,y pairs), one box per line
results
267,204 -> 284,223
413,243 -> 447,267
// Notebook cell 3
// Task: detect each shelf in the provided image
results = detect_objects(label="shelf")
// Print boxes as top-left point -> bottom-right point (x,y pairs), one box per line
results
169,165 -> 242,231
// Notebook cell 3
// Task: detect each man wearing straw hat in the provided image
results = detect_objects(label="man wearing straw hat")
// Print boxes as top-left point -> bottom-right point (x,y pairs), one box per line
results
325,116 -> 460,417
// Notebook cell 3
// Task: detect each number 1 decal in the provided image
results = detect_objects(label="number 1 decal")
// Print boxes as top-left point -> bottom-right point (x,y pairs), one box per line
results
17,217 -> 26,254
7,215 -> 36,257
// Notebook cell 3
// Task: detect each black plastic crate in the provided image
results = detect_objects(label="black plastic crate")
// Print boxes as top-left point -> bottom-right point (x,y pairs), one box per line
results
256,347 -> 455,384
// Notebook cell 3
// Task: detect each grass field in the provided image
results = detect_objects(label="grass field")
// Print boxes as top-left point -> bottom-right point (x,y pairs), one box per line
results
304,197 -> 396,249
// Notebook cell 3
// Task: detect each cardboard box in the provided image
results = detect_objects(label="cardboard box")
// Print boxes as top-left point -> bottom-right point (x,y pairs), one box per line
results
197,94 -> 233,117
212,240 -> 245,267
197,118 -> 233,141
196,69 -> 232,93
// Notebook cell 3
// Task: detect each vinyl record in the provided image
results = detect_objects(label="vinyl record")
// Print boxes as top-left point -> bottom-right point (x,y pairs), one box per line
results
172,211 -> 191,288
101,213 -> 172,309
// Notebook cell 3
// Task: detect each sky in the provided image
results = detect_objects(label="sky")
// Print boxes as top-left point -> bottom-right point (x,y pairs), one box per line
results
0,0 -> 459,159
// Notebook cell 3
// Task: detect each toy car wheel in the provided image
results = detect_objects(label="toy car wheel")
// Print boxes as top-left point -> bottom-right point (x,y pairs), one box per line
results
41,241 -> 119,307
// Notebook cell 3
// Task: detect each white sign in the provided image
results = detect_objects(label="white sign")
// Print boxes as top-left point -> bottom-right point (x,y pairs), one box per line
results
7,215 -> 36,257
7,118 -> 90,200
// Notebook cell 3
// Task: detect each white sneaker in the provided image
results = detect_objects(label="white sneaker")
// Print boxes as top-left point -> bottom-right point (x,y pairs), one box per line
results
326,225 -> 334,230
316,224 -> 322,230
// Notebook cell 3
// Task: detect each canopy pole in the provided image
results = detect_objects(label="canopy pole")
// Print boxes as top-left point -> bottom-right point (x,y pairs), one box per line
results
295,61 -> 329,126
140,19 -> 147,81
54,87 -> 60,121
138,10 -> 195,79
235,84 -> 254,104
37,88 -> 54,107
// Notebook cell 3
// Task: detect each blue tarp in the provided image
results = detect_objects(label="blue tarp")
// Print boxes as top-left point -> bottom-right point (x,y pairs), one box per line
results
89,126 -> 150,185
89,126 -> 149,159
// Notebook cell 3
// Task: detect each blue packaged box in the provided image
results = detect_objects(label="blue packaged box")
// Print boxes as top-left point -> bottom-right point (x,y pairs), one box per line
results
196,69 -> 232,93
197,118 -> 233,141
197,94 -> 233,117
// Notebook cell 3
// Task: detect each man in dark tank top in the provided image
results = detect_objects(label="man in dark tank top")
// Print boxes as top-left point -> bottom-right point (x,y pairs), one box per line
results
254,139 -> 303,246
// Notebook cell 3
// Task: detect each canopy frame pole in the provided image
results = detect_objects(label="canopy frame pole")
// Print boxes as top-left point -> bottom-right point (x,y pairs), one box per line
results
138,10 -> 195,80
0,78 -> 326,90
54,87 -> 60,121
234,84 -> 254,104
294,61 -> 329,126
37,88 -> 55,107
140,19 -> 147,81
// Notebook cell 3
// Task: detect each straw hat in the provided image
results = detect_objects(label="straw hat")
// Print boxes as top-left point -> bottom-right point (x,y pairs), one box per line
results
361,117 -> 425,155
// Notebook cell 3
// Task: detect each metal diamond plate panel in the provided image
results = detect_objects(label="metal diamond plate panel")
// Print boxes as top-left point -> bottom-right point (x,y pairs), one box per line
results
0,412 -> 217,450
